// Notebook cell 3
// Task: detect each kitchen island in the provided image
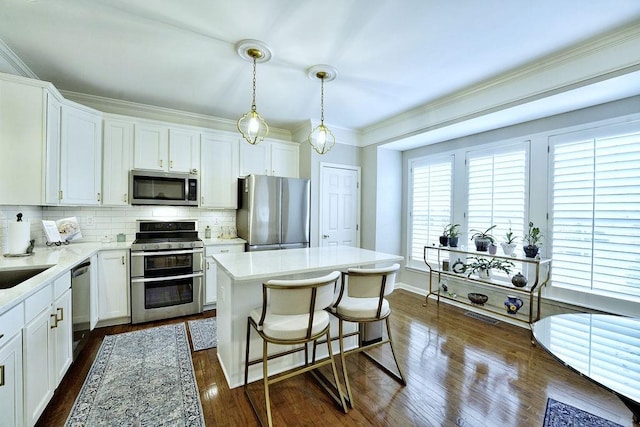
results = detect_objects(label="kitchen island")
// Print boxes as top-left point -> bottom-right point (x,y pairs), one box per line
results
212,245 -> 404,388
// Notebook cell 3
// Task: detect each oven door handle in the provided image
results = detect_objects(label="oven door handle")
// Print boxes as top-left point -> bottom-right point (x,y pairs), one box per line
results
131,249 -> 204,257
130,272 -> 204,283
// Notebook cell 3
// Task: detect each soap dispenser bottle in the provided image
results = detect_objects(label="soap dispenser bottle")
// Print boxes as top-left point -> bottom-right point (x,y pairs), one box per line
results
205,225 -> 212,239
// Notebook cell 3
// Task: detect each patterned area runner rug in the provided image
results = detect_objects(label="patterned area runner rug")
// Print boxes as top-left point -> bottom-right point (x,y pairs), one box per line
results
65,324 -> 204,427
543,398 -> 623,427
187,317 -> 218,351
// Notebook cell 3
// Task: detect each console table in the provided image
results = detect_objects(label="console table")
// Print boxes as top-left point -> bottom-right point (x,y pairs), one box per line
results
532,313 -> 639,423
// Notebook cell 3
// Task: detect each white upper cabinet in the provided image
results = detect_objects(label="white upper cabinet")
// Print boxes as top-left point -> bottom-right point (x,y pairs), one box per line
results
102,118 -> 133,206
0,75 -> 61,205
56,102 -> 103,205
133,123 -> 168,171
239,139 -> 299,178
133,123 -> 200,173
200,133 -> 239,209
169,128 -> 200,173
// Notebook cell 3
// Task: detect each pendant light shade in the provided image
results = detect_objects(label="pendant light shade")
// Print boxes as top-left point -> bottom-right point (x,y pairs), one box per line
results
236,40 -> 272,145
307,65 -> 337,155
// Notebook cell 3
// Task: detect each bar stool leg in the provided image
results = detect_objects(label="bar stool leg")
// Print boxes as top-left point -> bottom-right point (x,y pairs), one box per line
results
338,319 -> 354,408
385,317 -> 407,385
263,339 -> 273,427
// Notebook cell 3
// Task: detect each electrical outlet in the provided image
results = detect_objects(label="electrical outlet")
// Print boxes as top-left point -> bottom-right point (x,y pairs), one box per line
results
85,216 -> 95,227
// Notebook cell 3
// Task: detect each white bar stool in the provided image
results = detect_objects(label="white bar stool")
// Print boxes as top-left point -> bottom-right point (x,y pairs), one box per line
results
243,270 -> 347,427
329,263 -> 406,408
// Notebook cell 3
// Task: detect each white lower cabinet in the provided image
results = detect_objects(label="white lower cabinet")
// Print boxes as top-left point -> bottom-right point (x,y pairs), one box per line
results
23,271 -> 72,427
204,244 -> 244,306
0,303 -> 25,427
97,250 -> 130,322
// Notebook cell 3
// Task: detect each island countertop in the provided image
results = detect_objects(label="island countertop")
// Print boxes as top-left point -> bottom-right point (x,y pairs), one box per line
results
212,245 -> 404,281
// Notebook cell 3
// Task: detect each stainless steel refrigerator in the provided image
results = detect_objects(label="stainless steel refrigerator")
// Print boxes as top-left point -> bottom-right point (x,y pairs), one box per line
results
236,175 -> 310,251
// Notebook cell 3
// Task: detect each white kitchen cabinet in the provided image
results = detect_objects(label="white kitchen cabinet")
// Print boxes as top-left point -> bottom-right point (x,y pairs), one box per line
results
0,74 -> 61,205
23,284 -> 54,427
201,133 -> 239,208
97,250 -> 130,323
48,101 -> 103,206
239,139 -> 299,178
23,272 -> 72,427
44,94 -> 62,205
0,303 -> 24,427
133,123 -> 199,173
169,128 -> 200,173
204,243 -> 244,307
102,118 -> 133,206
51,285 -> 72,387
133,123 -> 168,171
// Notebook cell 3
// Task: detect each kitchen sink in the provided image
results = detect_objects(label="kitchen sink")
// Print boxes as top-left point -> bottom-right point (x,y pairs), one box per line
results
0,266 -> 52,290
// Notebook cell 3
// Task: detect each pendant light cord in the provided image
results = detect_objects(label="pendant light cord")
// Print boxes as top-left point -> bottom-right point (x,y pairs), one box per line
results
320,76 -> 325,124
251,57 -> 257,112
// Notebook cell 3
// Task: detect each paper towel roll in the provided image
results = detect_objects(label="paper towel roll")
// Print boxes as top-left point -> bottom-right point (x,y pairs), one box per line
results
8,221 -> 30,254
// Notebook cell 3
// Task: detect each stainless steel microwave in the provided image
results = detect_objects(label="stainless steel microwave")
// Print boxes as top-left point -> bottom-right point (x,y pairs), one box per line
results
129,170 -> 198,206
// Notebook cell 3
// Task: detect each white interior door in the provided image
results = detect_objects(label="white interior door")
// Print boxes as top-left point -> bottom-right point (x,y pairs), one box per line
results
320,164 -> 360,247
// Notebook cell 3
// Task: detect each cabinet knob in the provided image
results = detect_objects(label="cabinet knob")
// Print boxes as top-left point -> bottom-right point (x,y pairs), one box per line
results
0,364 -> 4,387
323,234 -> 330,239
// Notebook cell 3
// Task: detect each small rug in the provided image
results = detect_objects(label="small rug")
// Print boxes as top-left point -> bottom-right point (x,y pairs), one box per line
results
464,311 -> 500,325
543,398 -> 624,427
65,324 -> 204,427
187,317 -> 218,351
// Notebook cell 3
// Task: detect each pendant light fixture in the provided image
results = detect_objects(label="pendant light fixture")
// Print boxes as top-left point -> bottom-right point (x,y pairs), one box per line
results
235,39 -> 272,145
307,65 -> 337,155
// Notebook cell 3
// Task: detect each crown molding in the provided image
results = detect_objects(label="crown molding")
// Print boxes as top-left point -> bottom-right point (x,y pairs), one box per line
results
362,20 -> 640,148
0,39 -> 38,79
61,90 -> 292,141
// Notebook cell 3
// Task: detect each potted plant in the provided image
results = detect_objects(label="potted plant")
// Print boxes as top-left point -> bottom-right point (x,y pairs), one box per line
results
501,226 -> 518,256
523,221 -> 543,258
439,223 -> 450,246
470,225 -> 496,252
446,223 -> 461,247
465,256 -> 514,279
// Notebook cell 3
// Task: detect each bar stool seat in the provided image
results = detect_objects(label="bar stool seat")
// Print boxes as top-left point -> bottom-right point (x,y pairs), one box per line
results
244,271 -> 347,427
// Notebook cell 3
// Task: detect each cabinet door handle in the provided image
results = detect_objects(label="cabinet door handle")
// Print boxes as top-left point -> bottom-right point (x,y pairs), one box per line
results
124,193 -> 128,203
206,262 -> 210,270
220,249 -> 229,253
50,314 -> 58,329
159,159 -> 163,168
0,365 -> 4,387
59,190 -> 63,200
121,256 -> 125,265
0,333 -> 4,340
170,160 -> 174,169
97,192 -> 101,202
201,196 -> 204,205
56,307 -> 64,322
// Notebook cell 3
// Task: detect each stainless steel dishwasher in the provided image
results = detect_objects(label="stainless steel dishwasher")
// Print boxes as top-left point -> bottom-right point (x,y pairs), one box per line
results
71,259 -> 91,359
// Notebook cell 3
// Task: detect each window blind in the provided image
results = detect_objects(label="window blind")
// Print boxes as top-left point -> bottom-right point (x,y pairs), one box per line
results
467,147 -> 528,254
409,159 -> 452,266
550,132 -> 640,298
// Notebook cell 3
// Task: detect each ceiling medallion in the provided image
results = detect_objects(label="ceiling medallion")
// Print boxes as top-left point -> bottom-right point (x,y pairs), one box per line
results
307,65 -> 338,155
235,39 -> 272,145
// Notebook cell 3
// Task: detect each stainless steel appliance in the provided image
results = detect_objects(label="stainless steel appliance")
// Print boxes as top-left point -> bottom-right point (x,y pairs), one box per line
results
130,219 -> 203,324
129,169 -> 198,206
236,175 -> 310,252
71,259 -> 91,359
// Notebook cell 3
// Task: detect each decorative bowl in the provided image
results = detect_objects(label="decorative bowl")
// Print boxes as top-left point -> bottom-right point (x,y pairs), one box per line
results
467,293 -> 489,305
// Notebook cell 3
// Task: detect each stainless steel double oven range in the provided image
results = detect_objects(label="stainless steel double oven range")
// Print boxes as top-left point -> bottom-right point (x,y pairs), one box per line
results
130,219 -> 203,324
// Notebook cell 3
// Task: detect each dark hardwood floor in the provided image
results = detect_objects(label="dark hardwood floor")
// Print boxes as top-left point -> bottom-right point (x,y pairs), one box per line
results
37,290 -> 637,426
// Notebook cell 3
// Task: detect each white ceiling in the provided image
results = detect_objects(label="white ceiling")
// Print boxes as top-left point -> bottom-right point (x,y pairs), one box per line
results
1,0 -> 640,140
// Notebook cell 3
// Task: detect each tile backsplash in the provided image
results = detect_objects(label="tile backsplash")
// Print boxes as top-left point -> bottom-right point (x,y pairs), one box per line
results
1,205 -> 235,252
